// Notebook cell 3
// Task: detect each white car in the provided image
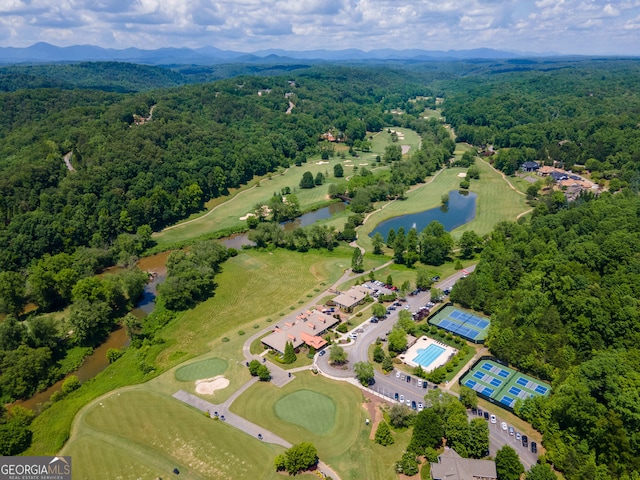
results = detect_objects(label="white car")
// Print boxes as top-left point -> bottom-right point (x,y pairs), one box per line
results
395,371 -> 400,378
417,402 -> 424,412
490,415 -> 497,424
501,422 -> 508,431
399,394 -> 404,402
417,379 -> 422,387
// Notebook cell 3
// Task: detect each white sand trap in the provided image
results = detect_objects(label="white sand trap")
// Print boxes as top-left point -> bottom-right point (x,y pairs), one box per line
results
315,161 -> 330,164
239,213 -> 256,221
195,375 -> 230,395
457,172 -> 467,178
359,162 -> 369,166
401,145 -> 410,154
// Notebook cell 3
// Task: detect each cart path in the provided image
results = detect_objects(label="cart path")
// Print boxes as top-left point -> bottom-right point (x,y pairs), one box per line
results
158,168 -> 290,233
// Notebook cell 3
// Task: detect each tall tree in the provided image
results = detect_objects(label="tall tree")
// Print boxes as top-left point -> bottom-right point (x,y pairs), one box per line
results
283,341 -> 297,364
374,421 -> 395,446
354,361 -> 374,386
351,247 -> 364,273
0,272 -> 26,316
495,446 -> 524,480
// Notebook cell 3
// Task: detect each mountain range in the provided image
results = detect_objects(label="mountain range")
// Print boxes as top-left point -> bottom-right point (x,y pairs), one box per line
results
0,42 -> 547,65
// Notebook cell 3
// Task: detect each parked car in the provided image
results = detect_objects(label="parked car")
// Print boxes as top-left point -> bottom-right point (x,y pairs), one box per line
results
411,401 -> 417,410
531,442 -> 537,453
423,381 -> 428,389
508,426 -> 514,436
477,408 -> 483,416
490,415 -> 497,424
484,411 -> 489,420
417,379 -> 423,387
522,435 -> 529,447
395,371 -> 400,378
471,407 -> 477,415
399,394 -> 404,402
394,392 -> 399,400
501,422 -> 508,431
431,276 -> 440,282
516,432 -> 521,441
406,375 -> 411,383
400,374 -> 405,380
406,399 -> 411,406
417,402 -> 424,412
443,289 -> 451,295
319,350 -> 325,356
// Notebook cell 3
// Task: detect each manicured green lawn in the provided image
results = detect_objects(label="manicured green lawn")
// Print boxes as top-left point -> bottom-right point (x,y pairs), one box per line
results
275,390 -> 336,435
62,388 -> 291,480
175,358 -> 228,381
357,154 -> 529,252
230,371 -> 412,479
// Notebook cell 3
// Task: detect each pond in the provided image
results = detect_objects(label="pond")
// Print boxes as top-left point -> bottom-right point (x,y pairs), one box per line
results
370,190 -> 477,239
221,202 -> 347,248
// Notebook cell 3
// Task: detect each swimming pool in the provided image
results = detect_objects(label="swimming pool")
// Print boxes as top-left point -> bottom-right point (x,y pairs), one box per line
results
413,344 -> 446,369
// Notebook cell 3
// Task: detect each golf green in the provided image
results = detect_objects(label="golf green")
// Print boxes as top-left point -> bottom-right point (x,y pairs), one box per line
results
175,358 -> 228,381
274,390 -> 336,435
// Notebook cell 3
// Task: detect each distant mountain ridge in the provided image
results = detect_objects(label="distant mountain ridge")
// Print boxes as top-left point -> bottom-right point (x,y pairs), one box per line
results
0,42 -> 542,65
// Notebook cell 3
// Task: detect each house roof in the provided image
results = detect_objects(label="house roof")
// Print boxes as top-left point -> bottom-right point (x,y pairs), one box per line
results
539,165 -> 555,174
522,161 -> 540,169
333,286 -> 369,309
261,309 -> 339,353
431,448 -> 497,480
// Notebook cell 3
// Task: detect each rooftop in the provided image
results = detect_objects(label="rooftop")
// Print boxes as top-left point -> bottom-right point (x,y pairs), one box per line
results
333,285 -> 369,309
262,309 -> 339,353
431,448 -> 497,480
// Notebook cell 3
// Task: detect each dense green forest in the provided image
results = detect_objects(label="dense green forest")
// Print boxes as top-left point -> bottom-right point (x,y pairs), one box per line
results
442,60 -> 640,189
2,59 -> 640,475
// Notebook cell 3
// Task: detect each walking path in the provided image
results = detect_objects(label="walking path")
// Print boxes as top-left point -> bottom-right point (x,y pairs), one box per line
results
63,151 -> 75,172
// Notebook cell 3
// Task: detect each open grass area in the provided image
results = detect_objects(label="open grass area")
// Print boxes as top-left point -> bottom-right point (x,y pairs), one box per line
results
27,247 -> 352,456
231,371 -> 411,480
62,388 -> 291,480
175,358 -> 228,381
275,390 -> 336,435
357,154 -> 529,253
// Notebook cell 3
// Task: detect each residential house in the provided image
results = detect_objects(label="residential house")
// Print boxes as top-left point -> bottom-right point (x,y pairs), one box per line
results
431,448 -> 497,480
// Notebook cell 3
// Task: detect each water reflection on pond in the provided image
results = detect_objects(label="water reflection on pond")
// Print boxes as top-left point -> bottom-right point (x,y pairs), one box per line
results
370,190 -> 477,239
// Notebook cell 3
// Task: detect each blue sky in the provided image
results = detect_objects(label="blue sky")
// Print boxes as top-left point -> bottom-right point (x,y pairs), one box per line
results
0,0 -> 639,55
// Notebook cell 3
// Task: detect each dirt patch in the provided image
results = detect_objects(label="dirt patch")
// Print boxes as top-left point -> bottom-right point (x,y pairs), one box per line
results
195,375 -> 229,395
362,390 -> 390,440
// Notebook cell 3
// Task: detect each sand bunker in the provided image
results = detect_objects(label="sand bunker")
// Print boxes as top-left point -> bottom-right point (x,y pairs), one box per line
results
359,163 -> 368,166
315,161 -> 330,164
457,172 -> 467,178
401,145 -> 411,154
239,213 -> 256,221
195,375 -> 230,395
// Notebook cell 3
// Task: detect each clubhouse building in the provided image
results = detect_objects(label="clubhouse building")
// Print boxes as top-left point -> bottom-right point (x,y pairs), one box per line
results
261,309 -> 340,354
332,285 -> 369,311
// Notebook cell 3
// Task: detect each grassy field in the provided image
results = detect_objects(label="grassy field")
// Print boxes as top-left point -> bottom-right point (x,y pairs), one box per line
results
274,390 -> 336,435
231,371 -> 412,480
153,127 -> 420,249
27,247 -> 352,455
175,358 -> 228,381
61,388 -> 300,480
356,155 -> 529,253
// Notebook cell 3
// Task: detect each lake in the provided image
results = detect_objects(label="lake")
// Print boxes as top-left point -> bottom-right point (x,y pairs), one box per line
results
370,190 -> 477,239
222,201 -> 347,248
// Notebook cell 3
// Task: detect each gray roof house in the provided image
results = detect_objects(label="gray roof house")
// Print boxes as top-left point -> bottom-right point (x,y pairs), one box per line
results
431,448 -> 497,480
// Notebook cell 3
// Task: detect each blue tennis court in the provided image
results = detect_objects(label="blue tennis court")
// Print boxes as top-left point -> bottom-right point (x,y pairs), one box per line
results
500,395 -> 515,406
482,387 -> 494,396
508,386 -> 522,396
413,344 -> 446,369
465,379 -> 477,389
535,385 -> 548,395
473,371 -> 485,380
481,362 -> 492,372
490,378 -> 502,387
497,369 -> 510,378
516,376 -> 529,387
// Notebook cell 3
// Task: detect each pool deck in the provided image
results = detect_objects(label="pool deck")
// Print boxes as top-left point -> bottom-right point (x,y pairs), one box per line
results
400,336 -> 457,372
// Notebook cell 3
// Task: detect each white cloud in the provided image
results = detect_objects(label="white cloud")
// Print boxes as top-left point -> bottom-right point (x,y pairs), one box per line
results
0,0 -> 638,54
